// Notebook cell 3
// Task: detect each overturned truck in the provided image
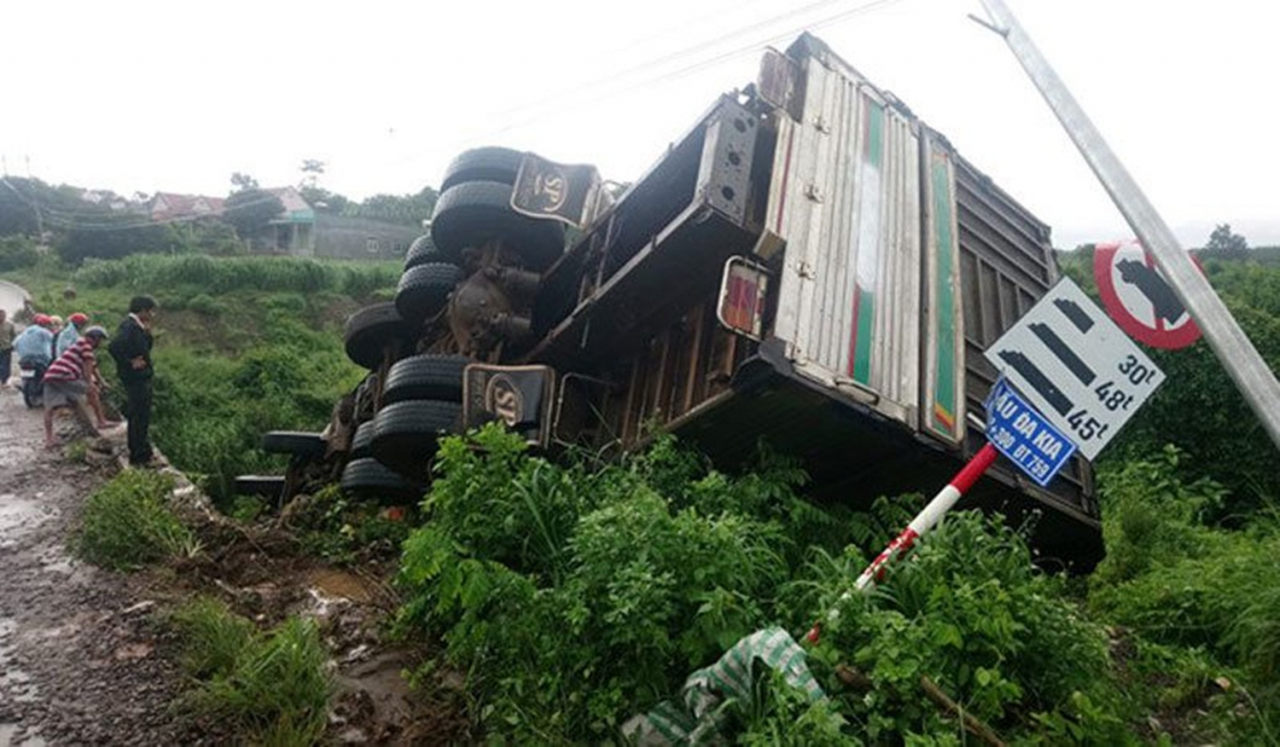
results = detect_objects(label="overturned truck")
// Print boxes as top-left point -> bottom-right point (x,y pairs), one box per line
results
334,34 -> 1103,570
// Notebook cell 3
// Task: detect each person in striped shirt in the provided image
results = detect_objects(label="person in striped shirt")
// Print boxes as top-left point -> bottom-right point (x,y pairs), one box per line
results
42,325 -> 116,448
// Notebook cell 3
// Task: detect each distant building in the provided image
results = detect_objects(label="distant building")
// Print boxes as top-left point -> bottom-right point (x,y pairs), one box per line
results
149,192 -> 225,221
256,187 -> 419,261
145,186 -> 418,261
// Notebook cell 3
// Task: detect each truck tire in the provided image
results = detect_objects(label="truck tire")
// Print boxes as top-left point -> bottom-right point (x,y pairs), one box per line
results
440,147 -> 524,192
351,421 -> 375,460
403,234 -> 442,270
234,475 -> 286,497
340,458 -> 423,502
395,262 -> 462,325
383,354 -> 469,405
430,180 -> 565,271
370,400 -> 462,479
261,431 -> 326,458
344,302 -> 412,370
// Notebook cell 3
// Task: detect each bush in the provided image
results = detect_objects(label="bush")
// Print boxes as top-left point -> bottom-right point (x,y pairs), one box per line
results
398,426 -> 797,740
58,216 -> 178,265
74,469 -> 198,570
145,316 -> 362,507
72,254 -> 399,298
811,512 -> 1128,743
170,598 -> 332,744
0,235 -> 40,271
1088,447 -> 1280,736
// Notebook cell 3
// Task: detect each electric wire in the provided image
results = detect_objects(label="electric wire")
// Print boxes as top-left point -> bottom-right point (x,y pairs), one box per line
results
392,0 -> 905,166
4,0 -> 908,230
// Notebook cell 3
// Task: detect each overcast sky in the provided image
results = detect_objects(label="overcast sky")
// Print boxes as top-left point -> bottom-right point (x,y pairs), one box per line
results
2,0 -> 1276,249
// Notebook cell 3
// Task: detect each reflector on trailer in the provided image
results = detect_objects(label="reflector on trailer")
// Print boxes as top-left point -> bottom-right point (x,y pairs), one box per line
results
716,257 -> 770,340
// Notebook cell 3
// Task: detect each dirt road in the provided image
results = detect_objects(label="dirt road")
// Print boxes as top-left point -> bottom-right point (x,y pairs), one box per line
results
0,387 -> 187,745
0,280 -> 28,319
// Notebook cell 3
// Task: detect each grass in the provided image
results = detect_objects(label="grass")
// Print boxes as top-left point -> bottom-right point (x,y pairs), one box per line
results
7,254 -> 388,509
74,469 -> 199,570
170,597 -> 333,744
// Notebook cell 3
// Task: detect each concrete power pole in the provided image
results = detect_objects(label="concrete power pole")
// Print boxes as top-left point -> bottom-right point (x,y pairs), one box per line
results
974,0 -> 1280,455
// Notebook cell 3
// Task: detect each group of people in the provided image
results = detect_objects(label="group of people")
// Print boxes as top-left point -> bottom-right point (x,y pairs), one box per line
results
0,296 -> 158,467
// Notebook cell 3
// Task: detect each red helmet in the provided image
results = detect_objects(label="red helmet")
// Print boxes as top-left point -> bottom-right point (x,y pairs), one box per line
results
69,312 -> 90,325
33,314 -> 52,326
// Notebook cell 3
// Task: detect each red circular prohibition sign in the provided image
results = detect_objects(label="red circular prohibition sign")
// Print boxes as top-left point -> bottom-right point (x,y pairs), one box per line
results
1093,241 -> 1202,350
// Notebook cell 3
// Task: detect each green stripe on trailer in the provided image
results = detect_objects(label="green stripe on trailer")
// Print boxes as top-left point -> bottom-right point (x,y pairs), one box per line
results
930,154 -> 958,435
848,99 -> 885,385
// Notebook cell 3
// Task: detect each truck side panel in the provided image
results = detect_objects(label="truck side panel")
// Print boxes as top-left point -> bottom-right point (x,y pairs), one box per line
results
766,56 -> 922,428
950,150 -> 1096,517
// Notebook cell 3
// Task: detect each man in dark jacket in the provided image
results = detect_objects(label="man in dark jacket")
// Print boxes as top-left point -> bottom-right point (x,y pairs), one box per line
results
109,295 -> 158,467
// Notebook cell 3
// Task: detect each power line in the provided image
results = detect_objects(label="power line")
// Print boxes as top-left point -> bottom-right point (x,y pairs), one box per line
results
389,0 -> 906,169
1,177 -> 290,232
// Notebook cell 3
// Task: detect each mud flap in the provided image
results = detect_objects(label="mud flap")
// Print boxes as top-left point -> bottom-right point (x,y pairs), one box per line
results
462,364 -> 555,447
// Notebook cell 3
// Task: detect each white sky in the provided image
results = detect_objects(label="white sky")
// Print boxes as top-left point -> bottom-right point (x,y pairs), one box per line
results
2,0 -> 1277,249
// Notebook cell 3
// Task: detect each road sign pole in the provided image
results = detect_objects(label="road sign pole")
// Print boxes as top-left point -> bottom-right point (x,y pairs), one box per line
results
974,0 -> 1280,454
806,443 -> 999,643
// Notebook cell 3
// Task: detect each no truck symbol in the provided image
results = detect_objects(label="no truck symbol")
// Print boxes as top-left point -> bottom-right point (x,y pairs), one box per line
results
1094,241 -> 1202,350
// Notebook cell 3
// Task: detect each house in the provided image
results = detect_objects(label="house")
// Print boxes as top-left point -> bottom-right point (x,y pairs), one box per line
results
263,186 -> 315,254
149,192 -> 225,221
256,187 -> 421,261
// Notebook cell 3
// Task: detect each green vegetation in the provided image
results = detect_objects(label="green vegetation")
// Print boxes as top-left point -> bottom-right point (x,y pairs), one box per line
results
397,426 -> 1277,744
7,253 -> 397,506
1059,241 -> 1280,517
7,216 -> 1279,743
74,469 -> 199,570
169,598 -> 332,745
0,234 -> 40,271
286,483 -> 415,566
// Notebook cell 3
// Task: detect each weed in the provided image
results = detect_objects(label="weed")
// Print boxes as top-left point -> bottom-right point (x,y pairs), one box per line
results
171,597 -> 332,744
229,495 -> 266,523
288,484 -> 413,566
169,598 -> 257,678
65,439 -> 89,464
74,469 -> 196,570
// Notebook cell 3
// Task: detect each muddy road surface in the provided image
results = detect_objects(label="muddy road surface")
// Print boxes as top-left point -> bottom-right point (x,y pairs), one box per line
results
0,388 -> 187,745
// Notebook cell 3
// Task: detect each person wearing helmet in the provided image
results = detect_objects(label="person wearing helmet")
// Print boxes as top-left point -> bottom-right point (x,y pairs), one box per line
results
42,325 -> 116,448
13,314 -> 56,370
55,312 -> 90,357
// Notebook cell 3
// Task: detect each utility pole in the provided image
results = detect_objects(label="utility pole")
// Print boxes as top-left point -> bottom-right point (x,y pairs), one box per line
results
973,0 -> 1280,454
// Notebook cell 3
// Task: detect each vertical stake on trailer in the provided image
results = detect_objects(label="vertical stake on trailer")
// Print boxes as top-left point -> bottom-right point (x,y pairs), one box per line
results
972,0 -> 1280,455
807,443 -> 999,643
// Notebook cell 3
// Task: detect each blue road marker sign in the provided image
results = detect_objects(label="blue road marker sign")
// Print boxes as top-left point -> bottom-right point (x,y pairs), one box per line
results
984,377 -> 1079,487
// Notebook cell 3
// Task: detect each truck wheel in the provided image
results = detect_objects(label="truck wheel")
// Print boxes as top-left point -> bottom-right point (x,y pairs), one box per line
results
370,400 -> 462,479
340,458 -> 423,502
344,302 -> 412,370
440,147 -> 524,192
383,354 -> 469,405
234,475 -> 286,497
261,431 -> 326,458
395,262 -> 462,325
403,234 -> 443,270
351,421 -> 375,460
430,180 -> 565,271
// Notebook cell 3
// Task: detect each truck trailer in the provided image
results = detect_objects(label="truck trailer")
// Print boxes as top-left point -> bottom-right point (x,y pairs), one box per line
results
336,33 -> 1104,570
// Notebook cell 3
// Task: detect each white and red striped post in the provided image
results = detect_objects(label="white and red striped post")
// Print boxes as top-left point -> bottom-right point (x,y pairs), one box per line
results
807,443 -> 999,643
